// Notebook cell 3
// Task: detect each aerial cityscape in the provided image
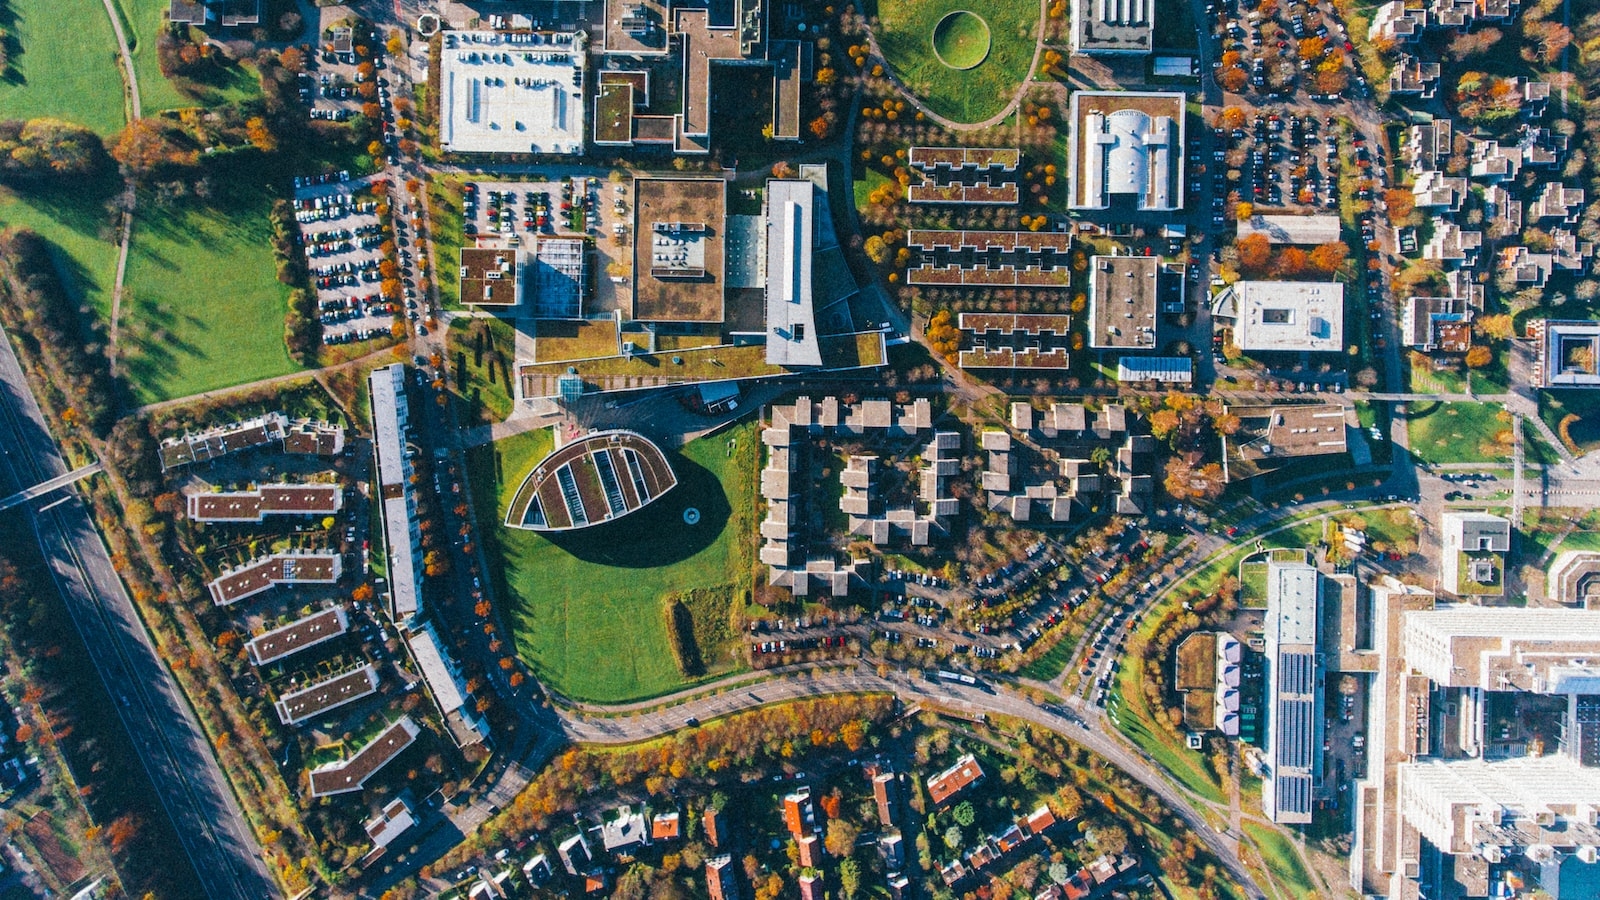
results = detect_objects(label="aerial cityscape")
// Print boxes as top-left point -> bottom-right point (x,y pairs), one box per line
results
0,0 -> 1598,897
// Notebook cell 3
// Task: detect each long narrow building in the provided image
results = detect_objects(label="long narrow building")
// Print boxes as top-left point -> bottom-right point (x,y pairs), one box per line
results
368,365 -> 423,624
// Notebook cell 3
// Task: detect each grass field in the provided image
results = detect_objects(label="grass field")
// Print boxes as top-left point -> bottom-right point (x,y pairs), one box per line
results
426,175 -> 466,308
872,0 -> 1037,123
121,167 -> 298,403
1541,389 -> 1600,455
447,316 -> 517,424
0,172 -> 122,318
1242,822 -> 1317,897
931,11 -> 991,68
471,421 -> 760,702
0,0 -> 127,134
1401,401 -> 1511,465
114,0 -> 195,114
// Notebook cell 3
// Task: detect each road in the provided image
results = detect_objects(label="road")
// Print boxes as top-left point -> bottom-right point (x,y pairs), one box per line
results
551,668 -> 1266,900
0,324 -> 277,900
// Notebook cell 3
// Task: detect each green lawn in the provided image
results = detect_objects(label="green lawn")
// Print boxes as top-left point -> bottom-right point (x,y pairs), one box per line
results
120,166 -> 298,403
1541,389 -> 1600,455
447,316 -> 517,424
426,174 -> 466,308
1242,822 -> 1317,897
1239,560 -> 1267,607
114,0 -> 194,113
0,172 -> 122,318
0,0 -> 127,134
1401,401 -> 1511,465
471,422 -> 759,703
873,0 -> 1037,123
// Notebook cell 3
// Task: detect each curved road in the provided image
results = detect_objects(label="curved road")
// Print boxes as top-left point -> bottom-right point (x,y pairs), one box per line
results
549,669 -> 1267,900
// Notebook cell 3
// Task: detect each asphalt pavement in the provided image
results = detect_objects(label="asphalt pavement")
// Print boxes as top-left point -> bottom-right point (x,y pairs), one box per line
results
0,324 -> 277,900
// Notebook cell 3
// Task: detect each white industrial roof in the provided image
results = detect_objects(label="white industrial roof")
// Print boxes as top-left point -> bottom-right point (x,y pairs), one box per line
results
764,180 -> 822,367
1223,281 -> 1346,353
440,31 -> 586,155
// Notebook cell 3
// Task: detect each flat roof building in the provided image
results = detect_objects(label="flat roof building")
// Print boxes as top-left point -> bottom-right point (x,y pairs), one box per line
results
1221,404 -> 1348,481
1440,511 -> 1510,597
1534,319 -> 1600,388
957,313 -> 1072,370
369,365 -> 423,624
631,177 -> 727,323
907,147 -> 1021,204
186,483 -> 342,523
307,716 -> 419,797
1213,280 -> 1345,353
1263,559 -> 1324,824
1069,92 -> 1184,212
1352,592 -> 1600,900
208,550 -> 342,606
1236,214 -> 1342,245
365,798 -> 416,852
1071,0 -> 1154,54
763,179 -> 821,367
439,31 -> 586,155
246,606 -> 349,667
1088,255 -> 1161,350
460,247 -> 521,308
275,663 -> 380,725
406,623 -> 490,747
530,238 -> 587,319
158,413 -> 285,471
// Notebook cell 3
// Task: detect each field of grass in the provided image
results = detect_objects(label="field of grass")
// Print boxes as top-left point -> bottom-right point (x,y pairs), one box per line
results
1401,401 -> 1511,465
872,0 -> 1037,123
115,0 -> 194,114
0,173 -> 122,317
1239,560 -> 1267,606
121,166 -> 298,403
0,0 -> 127,134
447,316 -> 517,424
1541,389 -> 1600,455
1243,822 -> 1317,897
471,421 -> 760,702
426,174 -> 466,308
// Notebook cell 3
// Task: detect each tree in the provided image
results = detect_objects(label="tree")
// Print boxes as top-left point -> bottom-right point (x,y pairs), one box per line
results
1236,233 -> 1272,273
1478,313 -> 1515,341
943,825 -> 964,850
1277,246 -> 1308,276
279,46 -> 306,72
245,117 -> 278,153
1465,345 -> 1493,368
952,801 -> 976,827
825,818 -> 861,857
1218,66 -> 1248,92
1383,188 -> 1415,220
1088,824 -> 1129,857
1308,241 -> 1349,273
863,235 -> 890,265
839,859 -> 861,900
1234,201 -> 1254,221
808,116 -> 831,139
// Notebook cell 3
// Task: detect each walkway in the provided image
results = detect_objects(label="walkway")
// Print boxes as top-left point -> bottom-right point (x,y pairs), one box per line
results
97,0 -> 139,368
133,346 -> 399,415
0,461 -> 102,513
857,0 -> 1051,131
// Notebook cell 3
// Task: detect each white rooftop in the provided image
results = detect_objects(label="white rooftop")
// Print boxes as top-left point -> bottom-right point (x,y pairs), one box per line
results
764,179 -> 821,367
1219,281 -> 1345,353
440,31 -> 586,155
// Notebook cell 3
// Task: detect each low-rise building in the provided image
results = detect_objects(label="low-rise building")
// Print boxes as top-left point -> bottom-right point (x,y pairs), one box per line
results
1440,511 -> 1510,597
364,797 -> 416,852
276,664 -> 380,725
369,364 -> 423,623
186,483 -> 343,523
1068,92 -> 1184,211
1533,319 -> 1600,388
1212,281 -> 1345,354
207,550 -> 342,606
1262,559 -> 1324,824
307,716 -> 419,797
405,623 -> 490,747
927,753 -> 984,806
246,606 -> 349,667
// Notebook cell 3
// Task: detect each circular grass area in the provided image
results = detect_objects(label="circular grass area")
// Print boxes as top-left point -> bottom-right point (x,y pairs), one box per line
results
931,11 -> 991,70
873,0 -> 1039,123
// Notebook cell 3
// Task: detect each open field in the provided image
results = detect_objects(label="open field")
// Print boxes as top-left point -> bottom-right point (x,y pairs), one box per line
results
114,0 -> 195,113
872,0 -> 1037,123
425,175 -> 466,308
1243,822 -> 1317,897
0,0 -> 127,134
1400,401 -> 1511,465
0,173 -> 122,318
121,169 -> 298,403
447,316 -> 517,424
470,421 -> 759,702
1541,389 -> 1600,455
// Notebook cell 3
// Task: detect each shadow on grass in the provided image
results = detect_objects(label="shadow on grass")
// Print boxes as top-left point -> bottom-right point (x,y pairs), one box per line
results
542,450 -> 731,568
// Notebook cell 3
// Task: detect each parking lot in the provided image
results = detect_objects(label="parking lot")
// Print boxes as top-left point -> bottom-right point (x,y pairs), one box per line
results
1215,110 -> 1340,211
293,179 -> 399,345
461,177 -> 631,315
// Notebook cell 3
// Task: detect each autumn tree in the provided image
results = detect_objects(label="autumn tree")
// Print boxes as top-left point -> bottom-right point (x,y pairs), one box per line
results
1465,345 -> 1493,368
824,817 -> 861,856
1236,233 -> 1272,273
1477,313 -> 1515,341
1383,188 -> 1416,220
1277,246 -> 1308,276
1308,241 -> 1349,273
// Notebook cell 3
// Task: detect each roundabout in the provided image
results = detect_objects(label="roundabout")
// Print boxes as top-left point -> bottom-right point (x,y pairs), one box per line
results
931,10 -> 992,70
